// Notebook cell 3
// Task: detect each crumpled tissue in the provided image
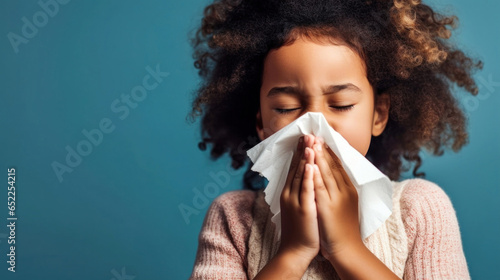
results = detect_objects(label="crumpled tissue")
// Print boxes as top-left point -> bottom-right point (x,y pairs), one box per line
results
246,112 -> 393,240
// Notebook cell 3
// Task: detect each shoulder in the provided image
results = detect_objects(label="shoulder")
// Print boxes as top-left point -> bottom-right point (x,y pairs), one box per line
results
394,180 -> 470,278
396,178 -> 461,241
209,189 -> 259,218
202,189 -> 260,241
397,178 -> 455,213
191,190 -> 262,279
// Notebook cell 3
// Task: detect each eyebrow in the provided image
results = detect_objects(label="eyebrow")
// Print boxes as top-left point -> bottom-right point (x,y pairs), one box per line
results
266,83 -> 361,98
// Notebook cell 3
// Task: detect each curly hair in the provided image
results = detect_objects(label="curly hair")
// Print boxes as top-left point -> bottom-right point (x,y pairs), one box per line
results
187,0 -> 482,190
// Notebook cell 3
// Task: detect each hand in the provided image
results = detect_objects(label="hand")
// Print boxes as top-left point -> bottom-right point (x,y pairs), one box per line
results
311,136 -> 362,261
278,134 -> 319,263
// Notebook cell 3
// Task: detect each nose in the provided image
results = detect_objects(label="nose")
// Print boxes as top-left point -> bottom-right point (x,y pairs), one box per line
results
300,102 -> 337,131
301,102 -> 325,115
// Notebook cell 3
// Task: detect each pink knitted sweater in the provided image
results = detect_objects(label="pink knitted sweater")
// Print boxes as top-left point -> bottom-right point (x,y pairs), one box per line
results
189,178 -> 470,279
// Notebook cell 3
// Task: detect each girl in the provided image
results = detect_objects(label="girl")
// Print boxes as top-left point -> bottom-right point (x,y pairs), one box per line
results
188,0 -> 482,279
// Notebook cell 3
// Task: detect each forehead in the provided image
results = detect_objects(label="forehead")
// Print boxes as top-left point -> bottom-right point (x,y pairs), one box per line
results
262,37 -> 367,83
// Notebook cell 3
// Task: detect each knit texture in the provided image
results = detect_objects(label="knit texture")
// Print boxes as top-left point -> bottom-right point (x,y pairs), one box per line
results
189,178 -> 470,279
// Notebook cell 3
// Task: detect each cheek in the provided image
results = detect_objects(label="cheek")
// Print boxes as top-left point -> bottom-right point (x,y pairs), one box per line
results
337,126 -> 372,156
331,112 -> 374,156
261,112 -> 292,138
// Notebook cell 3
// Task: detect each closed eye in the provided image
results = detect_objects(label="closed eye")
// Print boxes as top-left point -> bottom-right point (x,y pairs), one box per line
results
274,105 -> 354,114
330,105 -> 354,112
273,108 -> 300,114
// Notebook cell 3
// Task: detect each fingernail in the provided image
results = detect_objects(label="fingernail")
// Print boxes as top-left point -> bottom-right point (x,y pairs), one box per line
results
299,136 -> 303,143
304,147 -> 309,158
314,164 -> 319,171
304,135 -> 309,143
315,143 -> 322,151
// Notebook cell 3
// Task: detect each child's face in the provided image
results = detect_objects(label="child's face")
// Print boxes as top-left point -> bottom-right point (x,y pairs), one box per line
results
256,36 -> 389,156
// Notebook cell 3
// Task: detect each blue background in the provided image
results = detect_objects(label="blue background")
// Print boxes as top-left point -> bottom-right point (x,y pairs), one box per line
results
0,0 -> 498,279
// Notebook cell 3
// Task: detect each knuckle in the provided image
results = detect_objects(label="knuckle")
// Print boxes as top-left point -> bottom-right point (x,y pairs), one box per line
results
315,182 -> 327,191
280,190 -> 289,202
294,169 -> 302,181
350,188 -> 359,199
329,157 -> 342,169
301,182 -> 312,192
327,150 -> 343,168
344,188 -> 358,200
332,161 -> 341,170
298,207 -> 309,216
293,162 -> 305,180
325,167 -> 335,179
290,152 -> 301,168
289,159 -> 299,171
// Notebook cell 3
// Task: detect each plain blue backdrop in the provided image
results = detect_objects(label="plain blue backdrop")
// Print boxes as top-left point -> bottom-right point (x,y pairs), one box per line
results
0,0 -> 498,279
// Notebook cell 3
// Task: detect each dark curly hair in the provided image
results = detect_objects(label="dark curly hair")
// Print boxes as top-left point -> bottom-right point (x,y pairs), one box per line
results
187,0 -> 482,190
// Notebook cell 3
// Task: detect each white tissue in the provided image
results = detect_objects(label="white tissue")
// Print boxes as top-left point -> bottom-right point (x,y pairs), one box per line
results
246,112 -> 393,240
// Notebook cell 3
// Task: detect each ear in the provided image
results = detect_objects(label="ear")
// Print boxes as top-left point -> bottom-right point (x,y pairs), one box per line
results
372,93 -> 390,137
256,110 -> 265,141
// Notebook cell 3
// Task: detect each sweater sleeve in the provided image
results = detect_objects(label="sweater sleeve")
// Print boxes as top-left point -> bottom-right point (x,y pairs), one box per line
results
189,190 -> 257,280
400,179 -> 470,280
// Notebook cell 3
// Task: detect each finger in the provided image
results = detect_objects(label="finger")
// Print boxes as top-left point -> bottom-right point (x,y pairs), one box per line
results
282,136 -> 305,199
323,144 -> 355,193
314,137 -> 348,191
288,133 -> 313,197
290,146 -> 311,202
299,163 -> 315,207
315,136 -> 324,145
312,164 -> 331,203
302,133 -> 311,147
306,137 -> 315,165
313,142 -> 340,197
